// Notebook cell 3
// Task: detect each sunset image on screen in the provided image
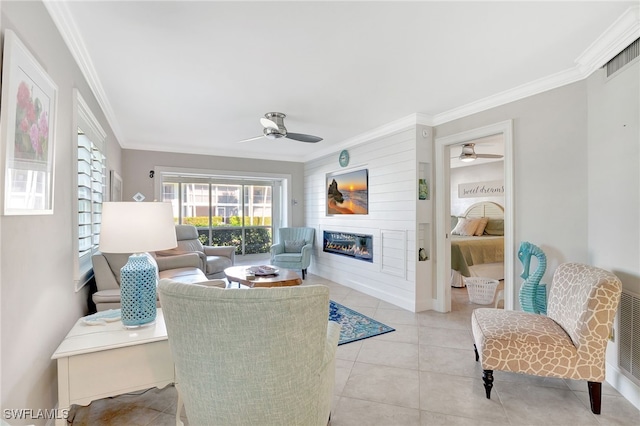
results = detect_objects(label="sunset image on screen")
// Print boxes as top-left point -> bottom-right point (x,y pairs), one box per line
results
327,169 -> 368,215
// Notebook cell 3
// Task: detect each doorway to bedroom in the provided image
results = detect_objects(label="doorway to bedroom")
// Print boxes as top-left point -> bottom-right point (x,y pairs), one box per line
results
433,120 -> 514,313
449,136 -> 505,309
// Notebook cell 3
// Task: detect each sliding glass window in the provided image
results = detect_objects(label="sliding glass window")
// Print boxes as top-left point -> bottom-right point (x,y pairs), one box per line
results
162,176 -> 273,255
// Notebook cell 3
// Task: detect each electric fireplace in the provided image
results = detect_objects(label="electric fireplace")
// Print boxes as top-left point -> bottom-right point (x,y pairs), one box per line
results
323,231 -> 373,262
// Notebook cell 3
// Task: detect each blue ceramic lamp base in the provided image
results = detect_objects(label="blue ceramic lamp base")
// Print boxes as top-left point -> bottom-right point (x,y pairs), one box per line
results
120,253 -> 158,328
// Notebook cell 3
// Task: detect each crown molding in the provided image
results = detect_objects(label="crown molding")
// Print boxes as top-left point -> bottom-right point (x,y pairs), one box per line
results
44,1 -> 125,145
575,5 -> 640,76
301,113 -> 435,163
433,6 -> 640,127
432,66 -> 584,126
44,3 -> 639,160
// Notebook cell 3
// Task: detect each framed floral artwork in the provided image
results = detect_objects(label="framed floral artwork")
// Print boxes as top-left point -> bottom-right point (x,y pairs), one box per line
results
0,30 -> 58,215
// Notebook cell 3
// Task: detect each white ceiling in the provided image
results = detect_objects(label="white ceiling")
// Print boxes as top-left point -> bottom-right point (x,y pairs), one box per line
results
45,1 -> 639,162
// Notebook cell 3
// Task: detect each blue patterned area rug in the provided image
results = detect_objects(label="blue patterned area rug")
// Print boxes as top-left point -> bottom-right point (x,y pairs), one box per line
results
329,300 -> 395,345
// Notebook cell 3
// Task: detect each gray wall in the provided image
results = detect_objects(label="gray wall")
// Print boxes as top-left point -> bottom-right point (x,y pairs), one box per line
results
0,2 -> 122,422
122,149 -> 306,226
587,60 -> 639,408
435,80 -> 589,287
435,62 -> 640,406
587,62 -> 640,296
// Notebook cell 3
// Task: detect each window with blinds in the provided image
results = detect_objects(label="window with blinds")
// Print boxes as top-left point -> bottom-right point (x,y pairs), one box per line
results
74,91 -> 107,290
77,131 -> 105,259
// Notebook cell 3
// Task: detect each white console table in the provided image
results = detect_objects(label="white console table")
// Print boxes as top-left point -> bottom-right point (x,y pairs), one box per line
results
51,309 -> 175,426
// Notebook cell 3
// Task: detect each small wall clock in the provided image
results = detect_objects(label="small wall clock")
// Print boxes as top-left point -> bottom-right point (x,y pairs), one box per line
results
339,150 -> 350,167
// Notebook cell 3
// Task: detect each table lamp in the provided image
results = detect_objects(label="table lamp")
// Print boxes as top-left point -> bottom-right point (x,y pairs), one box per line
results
99,202 -> 177,328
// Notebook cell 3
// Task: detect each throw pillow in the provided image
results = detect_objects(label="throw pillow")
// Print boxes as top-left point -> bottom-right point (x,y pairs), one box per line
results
284,240 -> 305,253
474,217 -> 489,236
484,219 -> 504,236
452,218 -> 480,236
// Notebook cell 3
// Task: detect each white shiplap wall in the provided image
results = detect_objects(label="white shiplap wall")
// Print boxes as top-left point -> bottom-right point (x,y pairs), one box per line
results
304,127 -> 427,311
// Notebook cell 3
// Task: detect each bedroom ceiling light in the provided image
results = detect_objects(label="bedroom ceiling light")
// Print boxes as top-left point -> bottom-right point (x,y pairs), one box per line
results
458,143 -> 503,162
459,144 -> 478,162
460,153 -> 477,162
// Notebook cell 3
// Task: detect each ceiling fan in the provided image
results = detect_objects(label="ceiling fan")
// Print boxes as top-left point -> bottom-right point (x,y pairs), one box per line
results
238,112 -> 323,143
457,143 -> 503,162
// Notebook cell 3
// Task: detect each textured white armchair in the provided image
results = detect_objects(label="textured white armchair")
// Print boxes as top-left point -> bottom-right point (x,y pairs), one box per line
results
158,279 -> 340,426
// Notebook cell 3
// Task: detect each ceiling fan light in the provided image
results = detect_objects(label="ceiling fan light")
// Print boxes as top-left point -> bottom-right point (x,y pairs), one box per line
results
459,143 -> 477,162
264,128 -> 285,139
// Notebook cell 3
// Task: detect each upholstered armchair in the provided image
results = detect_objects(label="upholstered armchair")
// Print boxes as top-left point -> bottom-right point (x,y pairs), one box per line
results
157,225 -> 235,279
270,227 -> 315,279
91,251 -> 211,311
158,279 -> 340,425
471,262 -> 622,415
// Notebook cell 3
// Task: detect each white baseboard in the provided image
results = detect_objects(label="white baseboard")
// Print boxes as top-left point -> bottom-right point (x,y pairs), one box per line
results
606,361 -> 640,410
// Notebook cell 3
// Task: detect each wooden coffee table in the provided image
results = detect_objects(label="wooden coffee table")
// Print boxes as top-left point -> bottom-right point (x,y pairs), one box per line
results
224,266 -> 302,288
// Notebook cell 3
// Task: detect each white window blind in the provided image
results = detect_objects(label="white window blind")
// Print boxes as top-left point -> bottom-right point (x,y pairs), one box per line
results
74,91 -> 107,290
77,132 -> 105,259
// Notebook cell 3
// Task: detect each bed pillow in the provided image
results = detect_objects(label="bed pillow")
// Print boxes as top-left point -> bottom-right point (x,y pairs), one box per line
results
451,218 -> 480,236
450,216 -> 459,231
484,219 -> 504,236
474,217 -> 489,236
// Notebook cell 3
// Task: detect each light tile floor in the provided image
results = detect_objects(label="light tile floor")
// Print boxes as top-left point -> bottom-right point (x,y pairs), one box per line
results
69,273 -> 640,425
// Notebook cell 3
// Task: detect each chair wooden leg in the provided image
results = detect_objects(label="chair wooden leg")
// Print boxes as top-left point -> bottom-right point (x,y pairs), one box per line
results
588,381 -> 602,414
482,370 -> 493,399
474,344 -> 479,362
302,269 -> 307,279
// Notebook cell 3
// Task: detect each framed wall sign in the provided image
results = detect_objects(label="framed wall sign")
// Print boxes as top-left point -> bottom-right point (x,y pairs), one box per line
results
0,30 -> 58,215
458,180 -> 504,198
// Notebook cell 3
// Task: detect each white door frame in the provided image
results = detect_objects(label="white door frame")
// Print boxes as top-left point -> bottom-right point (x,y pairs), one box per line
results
434,120 -> 514,312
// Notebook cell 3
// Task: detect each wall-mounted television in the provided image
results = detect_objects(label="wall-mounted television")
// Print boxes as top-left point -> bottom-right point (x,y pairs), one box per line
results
326,168 -> 368,215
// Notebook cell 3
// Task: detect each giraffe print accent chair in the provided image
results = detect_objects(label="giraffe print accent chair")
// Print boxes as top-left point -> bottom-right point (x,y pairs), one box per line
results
471,262 -> 622,415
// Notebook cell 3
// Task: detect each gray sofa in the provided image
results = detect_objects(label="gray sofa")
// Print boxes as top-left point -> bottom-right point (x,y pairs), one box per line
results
92,251 -> 218,311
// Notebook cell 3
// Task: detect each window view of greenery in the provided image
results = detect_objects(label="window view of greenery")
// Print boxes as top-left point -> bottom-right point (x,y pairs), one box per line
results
162,182 -> 272,255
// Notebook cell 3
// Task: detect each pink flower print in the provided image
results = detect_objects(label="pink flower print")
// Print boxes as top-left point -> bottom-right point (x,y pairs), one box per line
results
38,111 -> 49,140
17,82 -> 31,108
20,117 -> 30,133
25,101 -> 36,124
29,123 -> 42,156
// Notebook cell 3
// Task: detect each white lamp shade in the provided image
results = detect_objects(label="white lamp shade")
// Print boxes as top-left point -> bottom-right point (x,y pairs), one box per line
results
99,202 -> 177,253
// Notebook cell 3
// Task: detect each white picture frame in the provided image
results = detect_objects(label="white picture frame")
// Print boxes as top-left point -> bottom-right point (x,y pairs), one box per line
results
0,30 -> 58,215
110,170 -> 123,201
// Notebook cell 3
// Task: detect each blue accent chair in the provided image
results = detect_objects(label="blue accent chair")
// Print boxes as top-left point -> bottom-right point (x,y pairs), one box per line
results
270,227 -> 315,279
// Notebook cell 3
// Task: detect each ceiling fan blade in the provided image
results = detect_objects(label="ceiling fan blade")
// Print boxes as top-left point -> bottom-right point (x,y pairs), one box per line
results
285,133 -> 323,143
236,135 -> 264,144
260,118 -> 279,130
476,154 -> 503,159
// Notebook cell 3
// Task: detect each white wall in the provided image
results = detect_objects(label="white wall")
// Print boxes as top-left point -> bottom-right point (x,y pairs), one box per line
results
587,60 -> 640,409
450,161 -> 504,217
1,2 -> 122,422
305,127 -> 426,311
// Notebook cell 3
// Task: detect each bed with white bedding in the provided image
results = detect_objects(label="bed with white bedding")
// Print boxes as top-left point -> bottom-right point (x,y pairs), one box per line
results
450,201 -> 504,287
